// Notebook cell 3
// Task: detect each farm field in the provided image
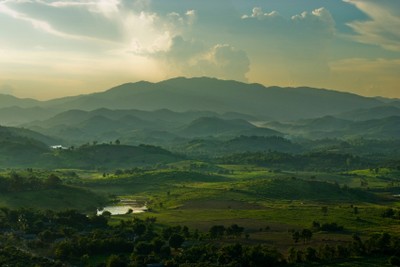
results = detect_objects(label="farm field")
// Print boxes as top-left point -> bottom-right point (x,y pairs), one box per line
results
2,163 -> 399,266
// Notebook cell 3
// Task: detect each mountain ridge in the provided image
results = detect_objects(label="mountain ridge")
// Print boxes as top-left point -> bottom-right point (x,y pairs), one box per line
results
0,77 -> 392,122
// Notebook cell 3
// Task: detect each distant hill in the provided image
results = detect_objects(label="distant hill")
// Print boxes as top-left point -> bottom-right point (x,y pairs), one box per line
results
0,94 -> 41,109
299,116 -> 353,131
264,115 -> 400,140
175,136 -> 302,156
0,126 -> 51,167
23,109 -> 266,144
40,144 -> 182,169
0,127 -> 182,168
0,125 -> 58,145
346,116 -> 400,139
263,116 -> 353,138
0,106 -> 58,126
32,77 -> 383,120
337,105 -> 400,121
25,108 -> 218,130
178,117 -> 280,138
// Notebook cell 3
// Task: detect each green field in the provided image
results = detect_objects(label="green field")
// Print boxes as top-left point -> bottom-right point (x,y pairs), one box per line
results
1,164 -> 399,266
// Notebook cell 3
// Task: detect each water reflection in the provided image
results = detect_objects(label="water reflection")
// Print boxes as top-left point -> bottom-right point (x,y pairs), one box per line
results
97,199 -> 147,215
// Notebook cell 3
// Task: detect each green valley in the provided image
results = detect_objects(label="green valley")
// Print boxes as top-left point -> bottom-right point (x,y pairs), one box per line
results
1,78 -> 400,267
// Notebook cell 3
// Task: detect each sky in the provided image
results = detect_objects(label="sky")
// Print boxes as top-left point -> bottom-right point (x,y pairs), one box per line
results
0,0 -> 399,100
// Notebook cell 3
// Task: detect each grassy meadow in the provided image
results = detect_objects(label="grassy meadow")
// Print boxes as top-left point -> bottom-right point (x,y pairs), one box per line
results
1,162 -> 399,266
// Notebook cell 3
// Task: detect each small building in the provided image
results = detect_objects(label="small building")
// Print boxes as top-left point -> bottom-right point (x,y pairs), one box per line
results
50,145 -> 67,150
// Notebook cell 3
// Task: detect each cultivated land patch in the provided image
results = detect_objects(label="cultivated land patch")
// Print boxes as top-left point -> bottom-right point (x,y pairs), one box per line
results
181,199 -> 265,210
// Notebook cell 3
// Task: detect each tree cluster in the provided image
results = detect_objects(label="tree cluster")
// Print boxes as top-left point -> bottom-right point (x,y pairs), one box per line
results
287,233 -> 400,265
1,208 -> 400,267
0,172 -> 62,192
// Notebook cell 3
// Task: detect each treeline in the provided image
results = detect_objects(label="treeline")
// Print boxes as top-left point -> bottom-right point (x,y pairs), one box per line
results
219,151 -> 371,171
0,245 -> 61,267
94,170 -> 227,185
0,172 -> 62,192
287,232 -> 400,265
1,208 -> 400,266
0,208 -> 107,232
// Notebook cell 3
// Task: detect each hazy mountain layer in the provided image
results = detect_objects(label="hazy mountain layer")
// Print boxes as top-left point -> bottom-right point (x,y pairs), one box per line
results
23,108 -> 281,145
42,77 -> 382,120
336,105 -> 400,121
264,115 -> 400,139
0,77 -> 389,123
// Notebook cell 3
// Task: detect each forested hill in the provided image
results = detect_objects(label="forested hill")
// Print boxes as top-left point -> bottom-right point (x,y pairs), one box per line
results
0,126 -> 182,169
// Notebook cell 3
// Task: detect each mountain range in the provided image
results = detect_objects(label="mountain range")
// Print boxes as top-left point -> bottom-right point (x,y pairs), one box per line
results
0,77 -> 399,150
0,77 -> 391,126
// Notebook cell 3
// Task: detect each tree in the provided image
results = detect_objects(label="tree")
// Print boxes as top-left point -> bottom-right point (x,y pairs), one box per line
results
382,208 -> 395,218
152,238 -> 165,253
305,247 -> 318,262
8,172 -> 24,191
106,254 -> 127,267
301,229 -> 313,244
135,242 -> 153,255
292,231 -> 300,243
133,222 -> 146,236
38,229 -> 56,243
101,210 -> 112,218
321,206 -> 328,216
182,225 -> 190,238
226,224 -> 244,238
312,221 -> 320,230
318,245 -> 335,261
389,256 -> 400,266
353,206 -> 359,215
169,233 -> 185,250
209,225 -> 225,239
46,174 -> 62,187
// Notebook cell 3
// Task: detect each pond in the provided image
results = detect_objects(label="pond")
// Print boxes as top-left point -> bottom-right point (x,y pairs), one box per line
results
97,198 -> 147,215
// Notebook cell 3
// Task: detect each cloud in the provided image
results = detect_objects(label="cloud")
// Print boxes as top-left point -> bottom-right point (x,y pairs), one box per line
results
158,36 -> 250,81
122,9 -> 197,55
160,35 -> 205,63
241,7 -> 281,20
0,0 -> 197,55
241,6 -> 335,37
344,0 -> 400,51
166,9 -> 196,27
291,7 -> 335,35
